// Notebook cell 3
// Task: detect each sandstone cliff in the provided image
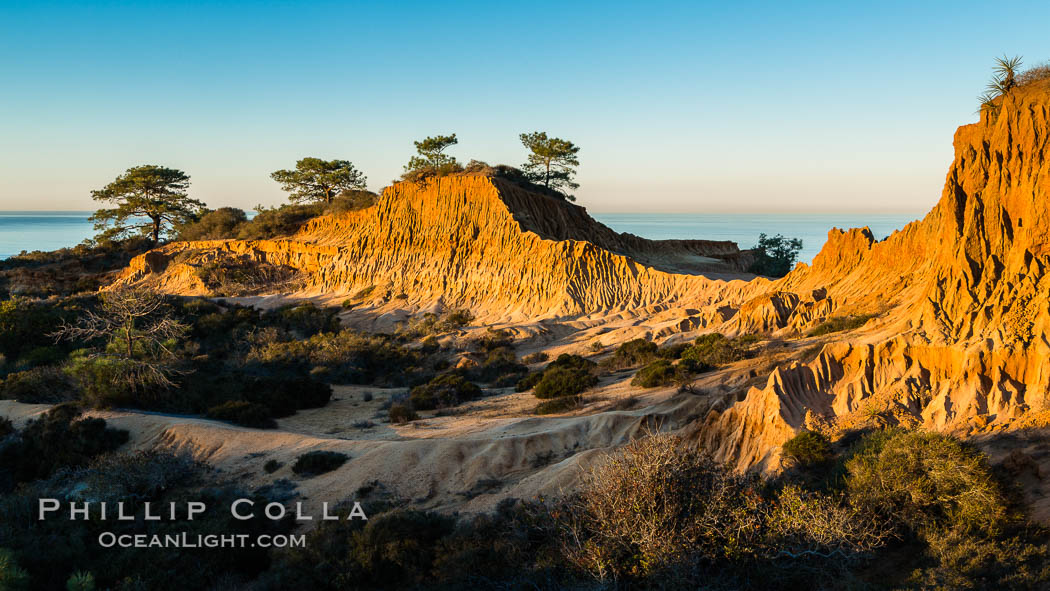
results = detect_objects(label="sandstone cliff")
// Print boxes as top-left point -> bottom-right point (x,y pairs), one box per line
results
703,81 -> 1050,470
114,174 -> 761,321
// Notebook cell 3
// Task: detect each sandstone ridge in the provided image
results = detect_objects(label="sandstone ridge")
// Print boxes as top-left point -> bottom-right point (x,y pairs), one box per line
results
114,174 -> 759,321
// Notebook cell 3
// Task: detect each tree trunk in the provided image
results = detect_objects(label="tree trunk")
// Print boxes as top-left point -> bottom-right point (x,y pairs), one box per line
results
126,319 -> 134,358
151,216 -> 161,244
545,161 -> 551,188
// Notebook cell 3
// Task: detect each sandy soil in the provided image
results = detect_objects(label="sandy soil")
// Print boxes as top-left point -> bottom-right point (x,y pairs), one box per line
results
0,363 -> 720,521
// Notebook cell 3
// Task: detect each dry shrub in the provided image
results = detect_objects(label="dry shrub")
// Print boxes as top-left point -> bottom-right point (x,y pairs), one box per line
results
845,429 -> 1009,536
1017,62 -> 1050,87
559,433 -> 889,586
196,256 -> 305,296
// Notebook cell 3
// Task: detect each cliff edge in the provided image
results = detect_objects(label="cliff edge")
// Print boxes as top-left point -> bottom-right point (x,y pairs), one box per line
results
703,81 -> 1050,470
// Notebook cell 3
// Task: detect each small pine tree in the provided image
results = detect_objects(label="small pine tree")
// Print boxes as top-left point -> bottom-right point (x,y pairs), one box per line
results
519,131 -> 581,199
89,165 -> 204,244
748,233 -> 803,277
66,571 -> 95,591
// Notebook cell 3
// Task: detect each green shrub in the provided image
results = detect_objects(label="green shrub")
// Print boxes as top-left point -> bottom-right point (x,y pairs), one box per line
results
630,359 -> 690,388
471,328 -> 512,352
533,366 -> 597,399
0,298 -> 76,363
607,339 -> 658,368
0,403 -> 129,487
656,342 -> 690,359
468,346 -> 526,385
263,459 -> 283,474
535,395 -> 583,415
242,374 -> 332,417
388,403 -> 418,424
409,374 -> 482,410
845,429 -> 1008,536
326,190 -> 377,213
65,570 -> 95,591
0,417 -> 13,438
907,528 -> 1050,590
514,371 -> 543,392
292,451 -> 348,476
0,366 -> 78,403
781,430 -> 832,468
0,548 -> 29,590
680,333 -> 752,367
65,354 -> 169,409
0,450 -> 289,590
547,353 -> 596,372
175,207 -> 247,241
521,351 -> 548,364
206,401 -> 277,429
807,314 -> 876,337
517,354 -> 596,394
271,509 -> 464,589
399,309 -> 473,338
246,329 -> 427,386
748,233 -> 802,278
266,303 -> 341,337
236,202 -> 324,240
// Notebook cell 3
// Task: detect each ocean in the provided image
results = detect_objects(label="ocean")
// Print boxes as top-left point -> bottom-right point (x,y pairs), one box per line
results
592,212 -> 922,264
0,212 -> 96,259
0,211 -> 923,264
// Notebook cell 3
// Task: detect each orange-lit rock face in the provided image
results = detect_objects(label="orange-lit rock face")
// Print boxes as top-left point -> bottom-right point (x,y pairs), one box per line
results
114,83 -> 1050,471
113,174 -> 758,321
704,84 -> 1050,470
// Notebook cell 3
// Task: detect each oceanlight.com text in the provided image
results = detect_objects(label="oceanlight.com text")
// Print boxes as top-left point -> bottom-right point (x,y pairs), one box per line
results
97,532 -> 306,549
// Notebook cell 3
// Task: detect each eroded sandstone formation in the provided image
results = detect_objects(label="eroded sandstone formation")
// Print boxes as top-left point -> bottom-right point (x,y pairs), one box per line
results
114,174 -> 760,321
703,83 -> 1050,470
114,82 -> 1050,472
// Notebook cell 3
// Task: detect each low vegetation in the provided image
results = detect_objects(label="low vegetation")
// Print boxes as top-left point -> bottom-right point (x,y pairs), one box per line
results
631,358 -> 691,387
398,309 -> 473,338
604,338 -> 658,369
781,430 -> 833,468
532,366 -> 597,399
195,256 -> 305,296
534,395 -> 584,414
0,403 -> 129,489
978,55 -> 1050,119
205,400 -> 277,429
0,236 -> 152,298
408,373 -> 482,410
291,450 -> 349,476
807,314 -> 876,337
2,389 -> 1048,590
263,428 -> 1050,590
0,450 -> 291,590
681,332 -> 757,366
0,294 -> 453,428
175,191 -> 379,243
466,346 -> 527,386
387,402 -> 418,424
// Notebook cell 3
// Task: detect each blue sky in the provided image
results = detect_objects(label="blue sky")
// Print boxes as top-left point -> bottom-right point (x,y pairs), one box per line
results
2,0 -> 1048,213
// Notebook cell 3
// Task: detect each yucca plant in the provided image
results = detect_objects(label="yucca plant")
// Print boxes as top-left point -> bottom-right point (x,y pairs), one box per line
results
987,54 -> 1023,95
66,571 -> 96,591
977,91 -> 1001,117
